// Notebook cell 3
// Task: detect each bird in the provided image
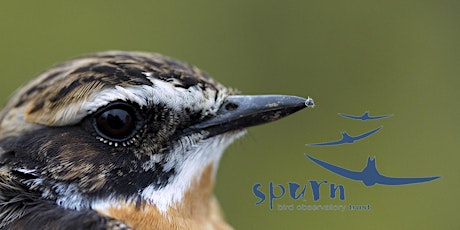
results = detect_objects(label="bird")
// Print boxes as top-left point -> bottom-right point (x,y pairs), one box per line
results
306,126 -> 382,146
0,51 -> 314,229
338,111 -> 393,121
305,154 -> 440,186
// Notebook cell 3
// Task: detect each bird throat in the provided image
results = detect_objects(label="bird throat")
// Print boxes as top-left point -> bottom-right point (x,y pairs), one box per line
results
94,163 -> 232,230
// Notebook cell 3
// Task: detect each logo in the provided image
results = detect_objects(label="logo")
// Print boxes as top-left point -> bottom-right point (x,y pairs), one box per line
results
252,111 -> 440,212
306,154 -> 440,186
306,126 -> 382,146
338,111 -> 393,121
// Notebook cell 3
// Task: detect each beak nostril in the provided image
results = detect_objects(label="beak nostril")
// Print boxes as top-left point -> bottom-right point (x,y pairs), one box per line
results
224,102 -> 239,111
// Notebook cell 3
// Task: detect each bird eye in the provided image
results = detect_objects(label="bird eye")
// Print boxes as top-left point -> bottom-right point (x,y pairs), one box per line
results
93,103 -> 141,142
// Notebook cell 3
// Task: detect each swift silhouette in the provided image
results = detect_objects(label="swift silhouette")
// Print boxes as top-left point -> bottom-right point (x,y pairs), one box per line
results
306,126 -> 382,146
338,111 -> 393,121
305,154 -> 440,186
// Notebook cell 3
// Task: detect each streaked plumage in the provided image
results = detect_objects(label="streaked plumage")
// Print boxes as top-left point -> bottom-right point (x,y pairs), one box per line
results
0,51 -> 313,229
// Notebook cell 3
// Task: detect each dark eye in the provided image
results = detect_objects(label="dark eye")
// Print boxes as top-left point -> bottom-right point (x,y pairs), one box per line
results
93,103 -> 141,142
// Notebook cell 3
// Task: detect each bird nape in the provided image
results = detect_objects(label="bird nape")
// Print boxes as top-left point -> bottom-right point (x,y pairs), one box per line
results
0,51 -> 314,230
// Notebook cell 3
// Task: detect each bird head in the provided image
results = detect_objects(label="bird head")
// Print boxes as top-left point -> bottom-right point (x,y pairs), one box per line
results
0,51 -> 313,217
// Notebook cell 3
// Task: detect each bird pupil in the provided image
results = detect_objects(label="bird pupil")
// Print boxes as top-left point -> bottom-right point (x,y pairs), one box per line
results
106,110 -> 129,129
97,107 -> 135,139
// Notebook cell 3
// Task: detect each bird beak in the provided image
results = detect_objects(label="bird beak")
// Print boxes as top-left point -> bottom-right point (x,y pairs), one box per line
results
187,95 -> 314,138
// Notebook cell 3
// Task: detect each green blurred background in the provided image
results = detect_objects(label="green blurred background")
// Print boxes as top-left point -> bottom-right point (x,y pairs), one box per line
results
0,1 -> 458,229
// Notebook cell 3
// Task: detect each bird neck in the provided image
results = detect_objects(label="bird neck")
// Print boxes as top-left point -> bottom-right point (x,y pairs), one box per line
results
95,163 -> 232,229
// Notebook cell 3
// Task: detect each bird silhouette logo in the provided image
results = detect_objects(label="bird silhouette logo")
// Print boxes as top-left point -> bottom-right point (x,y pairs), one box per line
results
305,154 -> 440,186
306,126 -> 382,146
338,111 -> 393,121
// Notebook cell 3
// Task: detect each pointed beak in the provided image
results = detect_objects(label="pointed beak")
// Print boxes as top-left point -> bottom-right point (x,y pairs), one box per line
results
187,95 -> 314,138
